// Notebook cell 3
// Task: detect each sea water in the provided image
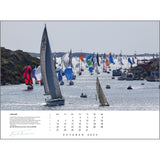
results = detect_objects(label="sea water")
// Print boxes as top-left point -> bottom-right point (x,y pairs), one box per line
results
1,68 -> 159,110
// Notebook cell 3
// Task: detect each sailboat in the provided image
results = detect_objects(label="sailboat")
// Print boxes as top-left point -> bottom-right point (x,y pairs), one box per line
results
69,49 -> 76,80
96,77 -> 109,106
94,54 -> 100,74
80,54 -> 84,72
75,61 -> 81,74
22,65 -> 33,90
40,25 -> 65,106
57,68 -> 64,85
32,67 -> 38,84
64,67 -> 74,85
35,65 -> 42,83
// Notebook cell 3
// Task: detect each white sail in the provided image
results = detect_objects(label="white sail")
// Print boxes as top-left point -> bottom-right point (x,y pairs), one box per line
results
62,52 -> 70,68
68,50 -> 73,67
62,50 -> 73,68
94,57 -> 100,74
35,65 -> 42,82
75,62 -> 80,73
95,63 -> 99,74
40,25 -> 63,100
96,77 -> 109,106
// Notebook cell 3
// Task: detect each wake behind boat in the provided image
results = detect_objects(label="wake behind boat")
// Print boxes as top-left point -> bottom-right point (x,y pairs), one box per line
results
40,25 -> 65,106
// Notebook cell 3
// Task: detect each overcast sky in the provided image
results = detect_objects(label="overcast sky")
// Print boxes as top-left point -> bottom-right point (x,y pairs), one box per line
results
1,21 -> 159,55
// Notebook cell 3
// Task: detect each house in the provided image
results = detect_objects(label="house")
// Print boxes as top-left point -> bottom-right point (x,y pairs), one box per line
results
131,58 -> 159,80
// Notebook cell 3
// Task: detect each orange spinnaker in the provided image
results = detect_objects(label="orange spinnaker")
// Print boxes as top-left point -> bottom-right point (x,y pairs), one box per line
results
80,54 -> 84,61
106,59 -> 109,66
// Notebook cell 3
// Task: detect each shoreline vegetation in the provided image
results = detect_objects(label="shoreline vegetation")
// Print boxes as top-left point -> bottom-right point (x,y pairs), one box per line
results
1,47 -> 159,85
1,47 -> 40,85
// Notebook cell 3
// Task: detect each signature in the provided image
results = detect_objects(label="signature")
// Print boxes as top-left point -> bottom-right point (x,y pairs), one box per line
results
9,129 -> 33,137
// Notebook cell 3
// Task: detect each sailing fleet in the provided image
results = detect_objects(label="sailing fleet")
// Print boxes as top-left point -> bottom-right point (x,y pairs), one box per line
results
22,25 -> 159,107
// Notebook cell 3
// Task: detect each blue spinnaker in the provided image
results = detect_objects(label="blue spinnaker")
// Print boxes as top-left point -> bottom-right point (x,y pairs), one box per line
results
89,66 -> 93,73
86,54 -> 91,63
109,54 -> 114,64
32,68 -> 37,80
64,68 -> 73,80
128,58 -> 132,64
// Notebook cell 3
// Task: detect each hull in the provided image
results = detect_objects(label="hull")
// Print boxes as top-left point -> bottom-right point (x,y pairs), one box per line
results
27,85 -> 33,90
46,98 -> 65,106
99,103 -> 109,106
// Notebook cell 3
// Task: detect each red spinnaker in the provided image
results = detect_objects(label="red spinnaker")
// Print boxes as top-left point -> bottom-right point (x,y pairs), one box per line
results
22,65 -> 33,85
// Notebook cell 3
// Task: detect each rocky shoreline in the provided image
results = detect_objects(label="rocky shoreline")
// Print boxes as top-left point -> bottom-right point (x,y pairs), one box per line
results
1,47 -> 40,85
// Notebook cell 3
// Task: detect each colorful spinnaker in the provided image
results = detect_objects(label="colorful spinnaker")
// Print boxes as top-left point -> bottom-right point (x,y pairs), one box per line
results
109,52 -> 115,64
32,67 -> 37,81
80,54 -> 84,61
89,66 -> 93,73
86,54 -> 91,63
128,57 -> 132,64
64,67 -> 73,80
88,59 -> 92,67
106,59 -> 109,66
22,65 -> 33,85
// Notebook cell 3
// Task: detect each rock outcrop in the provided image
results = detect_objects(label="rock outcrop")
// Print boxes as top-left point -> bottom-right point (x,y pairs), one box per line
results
1,47 -> 40,85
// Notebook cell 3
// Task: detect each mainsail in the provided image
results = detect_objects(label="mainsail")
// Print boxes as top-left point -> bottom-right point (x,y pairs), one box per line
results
75,62 -> 80,73
40,25 -> 63,100
62,50 -> 73,68
96,77 -> 109,106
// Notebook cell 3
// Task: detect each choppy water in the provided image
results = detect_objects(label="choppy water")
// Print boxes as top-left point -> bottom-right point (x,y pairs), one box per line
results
1,68 -> 159,110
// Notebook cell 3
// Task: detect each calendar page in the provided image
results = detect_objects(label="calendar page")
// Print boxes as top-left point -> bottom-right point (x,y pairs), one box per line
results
1,20 -> 159,140
1,111 -> 159,139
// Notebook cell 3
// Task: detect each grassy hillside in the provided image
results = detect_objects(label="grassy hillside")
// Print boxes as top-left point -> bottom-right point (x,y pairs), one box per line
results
1,47 -> 40,85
